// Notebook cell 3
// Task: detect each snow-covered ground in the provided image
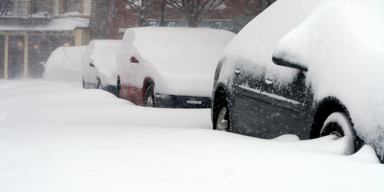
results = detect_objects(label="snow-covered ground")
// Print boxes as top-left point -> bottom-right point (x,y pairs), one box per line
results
0,80 -> 383,192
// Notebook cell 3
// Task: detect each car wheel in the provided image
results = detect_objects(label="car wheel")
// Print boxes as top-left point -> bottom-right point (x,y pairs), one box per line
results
116,79 -> 122,98
145,84 -> 155,107
320,112 -> 355,154
118,88 -> 122,98
96,79 -> 101,89
215,98 -> 230,131
82,78 -> 85,88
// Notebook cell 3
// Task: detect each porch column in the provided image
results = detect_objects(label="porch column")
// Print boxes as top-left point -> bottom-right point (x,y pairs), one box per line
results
4,35 -> 8,79
74,29 -> 83,46
24,35 -> 28,78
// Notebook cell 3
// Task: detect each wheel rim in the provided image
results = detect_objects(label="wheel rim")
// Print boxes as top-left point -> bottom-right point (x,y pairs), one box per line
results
216,106 -> 228,131
319,112 -> 355,155
146,95 -> 153,107
330,131 -> 343,138
320,121 -> 344,137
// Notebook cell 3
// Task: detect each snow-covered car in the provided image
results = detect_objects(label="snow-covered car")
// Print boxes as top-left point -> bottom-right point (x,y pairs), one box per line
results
82,40 -> 122,96
43,46 -> 86,82
117,27 -> 235,108
211,0 -> 384,162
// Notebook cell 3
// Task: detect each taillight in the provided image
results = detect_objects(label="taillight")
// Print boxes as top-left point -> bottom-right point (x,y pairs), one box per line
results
130,57 -> 139,63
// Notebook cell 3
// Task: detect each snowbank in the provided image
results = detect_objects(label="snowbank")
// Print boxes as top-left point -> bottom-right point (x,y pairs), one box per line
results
273,0 -> 384,160
43,46 -> 86,82
82,40 -> 122,86
117,27 -> 235,97
0,80 -> 383,192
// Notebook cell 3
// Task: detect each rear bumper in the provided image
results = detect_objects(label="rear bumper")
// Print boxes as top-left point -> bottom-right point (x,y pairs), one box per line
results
155,93 -> 211,108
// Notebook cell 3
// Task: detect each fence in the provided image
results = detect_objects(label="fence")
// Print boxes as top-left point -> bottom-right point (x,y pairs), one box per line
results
0,0 -> 56,19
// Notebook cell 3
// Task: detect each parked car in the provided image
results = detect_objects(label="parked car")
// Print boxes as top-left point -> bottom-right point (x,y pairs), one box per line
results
82,40 -> 122,96
116,27 -> 235,108
211,0 -> 383,162
43,46 -> 86,82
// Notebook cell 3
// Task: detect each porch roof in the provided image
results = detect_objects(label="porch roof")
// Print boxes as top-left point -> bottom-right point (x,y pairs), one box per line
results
0,17 -> 89,32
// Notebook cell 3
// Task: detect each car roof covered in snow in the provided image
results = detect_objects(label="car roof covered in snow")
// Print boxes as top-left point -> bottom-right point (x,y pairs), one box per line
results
82,40 -> 122,79
118,27 -> 235,78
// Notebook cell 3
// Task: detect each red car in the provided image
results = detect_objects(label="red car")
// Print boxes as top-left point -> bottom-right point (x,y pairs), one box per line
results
116,27 -> 235,108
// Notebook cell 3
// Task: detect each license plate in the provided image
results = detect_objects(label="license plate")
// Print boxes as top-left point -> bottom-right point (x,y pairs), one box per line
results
187,100 -> 202,104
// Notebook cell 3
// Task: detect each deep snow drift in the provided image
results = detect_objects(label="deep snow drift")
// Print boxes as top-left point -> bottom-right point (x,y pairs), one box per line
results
0,80 -> 383,192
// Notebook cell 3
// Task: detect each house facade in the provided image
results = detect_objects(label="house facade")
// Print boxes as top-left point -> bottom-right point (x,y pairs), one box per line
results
0,0 -> 91,79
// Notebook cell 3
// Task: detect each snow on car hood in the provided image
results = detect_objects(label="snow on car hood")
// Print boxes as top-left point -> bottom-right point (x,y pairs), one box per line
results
82,40 -> 122,86
127,27 -> 234,78
118,27 -> 235,97
44,46 -> 86,82
272,0 -> 384,159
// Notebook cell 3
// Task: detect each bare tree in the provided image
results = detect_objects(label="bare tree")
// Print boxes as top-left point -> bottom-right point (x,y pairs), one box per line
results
257,0 -> 276,14
124,0 -> 160,26
245,0 -> 276,17
165,0 -> 225,27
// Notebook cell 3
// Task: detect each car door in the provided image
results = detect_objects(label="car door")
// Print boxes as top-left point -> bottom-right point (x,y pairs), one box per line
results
229,60 -> 264,137
258,68 -> 311,139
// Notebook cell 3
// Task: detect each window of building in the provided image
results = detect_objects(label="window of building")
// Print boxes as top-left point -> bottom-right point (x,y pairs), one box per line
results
63,0 -> 80,14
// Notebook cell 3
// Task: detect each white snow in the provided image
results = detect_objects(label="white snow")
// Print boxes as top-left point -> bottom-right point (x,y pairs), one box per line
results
0,80 -> 383,191
117,27 -> 235,97
43,46 -> 86,82
0,18 -> 89,31
273,0 -> 384,160
82,40 -> 122,86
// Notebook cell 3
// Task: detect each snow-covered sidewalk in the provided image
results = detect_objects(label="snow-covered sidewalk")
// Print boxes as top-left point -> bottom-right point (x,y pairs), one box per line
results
0,80 -> 383,192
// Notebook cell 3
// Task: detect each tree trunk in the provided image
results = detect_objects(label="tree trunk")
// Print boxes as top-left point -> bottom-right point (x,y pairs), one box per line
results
187,16 -> 199,27
139,17 -> 146,26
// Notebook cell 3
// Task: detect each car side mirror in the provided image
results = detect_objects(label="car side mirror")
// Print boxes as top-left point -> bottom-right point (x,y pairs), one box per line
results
89,63 -> 95,67
272,56 -> 308,72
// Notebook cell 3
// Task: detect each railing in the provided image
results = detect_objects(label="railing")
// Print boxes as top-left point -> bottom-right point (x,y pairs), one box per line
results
0,0 -> 56,19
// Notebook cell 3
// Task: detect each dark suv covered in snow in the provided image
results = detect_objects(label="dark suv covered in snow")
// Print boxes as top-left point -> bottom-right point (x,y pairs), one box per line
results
211,0 -> 383,162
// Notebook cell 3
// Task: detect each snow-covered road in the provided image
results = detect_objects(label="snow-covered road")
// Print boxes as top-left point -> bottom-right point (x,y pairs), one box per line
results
0,80 -> 383,192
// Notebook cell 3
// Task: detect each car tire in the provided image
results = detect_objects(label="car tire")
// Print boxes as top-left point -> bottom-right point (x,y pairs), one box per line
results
118,89 -> 122,98
320,112 -> 355,154
96,79 -> 101,89
215,97 -> 230,132
145,84 -> 155,107
116,79 -> 122,98
82,78 -> 85,88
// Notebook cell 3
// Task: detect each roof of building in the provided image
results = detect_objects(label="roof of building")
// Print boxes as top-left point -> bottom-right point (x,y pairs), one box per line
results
0,17 -> 89,31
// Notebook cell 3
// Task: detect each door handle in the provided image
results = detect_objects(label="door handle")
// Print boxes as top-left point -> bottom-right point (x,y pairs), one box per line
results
265,78 -> 274,85
235,67 -> 241,75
